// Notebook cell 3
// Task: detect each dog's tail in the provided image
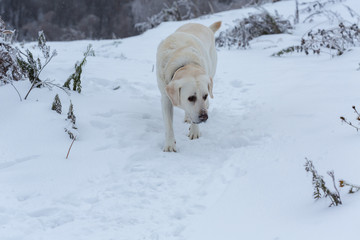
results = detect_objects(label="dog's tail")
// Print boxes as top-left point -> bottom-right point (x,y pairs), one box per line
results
209,21 -> 222,33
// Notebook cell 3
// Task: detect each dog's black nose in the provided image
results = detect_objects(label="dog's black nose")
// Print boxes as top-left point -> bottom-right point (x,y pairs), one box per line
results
199,113 -> 208,122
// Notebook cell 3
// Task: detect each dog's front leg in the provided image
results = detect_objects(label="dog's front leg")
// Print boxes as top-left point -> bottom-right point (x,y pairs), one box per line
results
184,112 -> 192,123
161,95 -> 177,152
188,123 -> 200,140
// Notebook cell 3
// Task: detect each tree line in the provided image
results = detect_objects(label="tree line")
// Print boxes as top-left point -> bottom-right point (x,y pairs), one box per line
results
0,0 -> 272,41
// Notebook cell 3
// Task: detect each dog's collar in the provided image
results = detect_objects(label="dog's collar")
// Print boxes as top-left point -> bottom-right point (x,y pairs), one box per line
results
170,62 -> 201,81
171,65 -> 185,81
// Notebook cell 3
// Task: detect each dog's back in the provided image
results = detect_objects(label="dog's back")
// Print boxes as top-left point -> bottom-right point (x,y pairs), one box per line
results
175,22 -> 221,53
157,21 -> 221,87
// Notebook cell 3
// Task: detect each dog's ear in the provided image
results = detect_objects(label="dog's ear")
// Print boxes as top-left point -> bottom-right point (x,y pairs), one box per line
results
166,81 -> 181,106
208,77 -> 214,98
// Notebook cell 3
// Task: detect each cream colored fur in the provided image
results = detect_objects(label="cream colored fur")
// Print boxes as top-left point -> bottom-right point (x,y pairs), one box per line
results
156,21 -> 221,152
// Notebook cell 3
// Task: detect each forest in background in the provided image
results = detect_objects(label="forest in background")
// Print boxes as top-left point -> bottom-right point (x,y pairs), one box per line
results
0,0 -> 275,41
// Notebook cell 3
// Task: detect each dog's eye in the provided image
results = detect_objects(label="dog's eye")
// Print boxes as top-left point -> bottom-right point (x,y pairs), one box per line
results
203,94 -> 208,100
188,96 -> 196,102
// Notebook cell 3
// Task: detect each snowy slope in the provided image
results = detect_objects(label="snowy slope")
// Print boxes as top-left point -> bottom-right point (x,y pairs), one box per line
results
1,0 -> 360,239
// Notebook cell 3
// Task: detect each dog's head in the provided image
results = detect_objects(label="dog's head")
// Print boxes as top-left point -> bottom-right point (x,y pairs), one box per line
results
166,73 -> 213,124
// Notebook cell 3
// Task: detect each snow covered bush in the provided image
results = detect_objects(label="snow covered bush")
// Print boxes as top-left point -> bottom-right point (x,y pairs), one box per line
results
300,0 -> 346,23
0,16 -> 23,85
300,0 -> 345,13
51,94 -> 62,114
215,10 -> 292,49
304,158 -> 342,207
17,31 -> 58,99
63,44 -> 95,93
65,100 -> 78,140
340,105 -> 360,132
273,23 -> 360,57
135,0 -> 197,34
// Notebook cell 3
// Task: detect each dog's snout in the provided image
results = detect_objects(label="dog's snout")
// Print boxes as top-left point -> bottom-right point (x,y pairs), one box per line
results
199,111 -> 208,122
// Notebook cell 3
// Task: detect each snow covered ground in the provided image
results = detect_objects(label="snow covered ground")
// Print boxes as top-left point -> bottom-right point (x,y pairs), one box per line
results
1,0 -> 360,239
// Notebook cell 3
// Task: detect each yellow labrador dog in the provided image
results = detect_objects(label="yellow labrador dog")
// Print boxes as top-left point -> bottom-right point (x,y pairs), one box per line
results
156,21 -> 221,152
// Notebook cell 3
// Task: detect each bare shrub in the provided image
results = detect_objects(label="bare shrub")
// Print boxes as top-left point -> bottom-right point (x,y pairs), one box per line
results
65,100 -> 78,140
300,0 -> 346,23
0,17 -> 23,85
215,10 -> 292,49
51,94 -> 62,114
273,23 -> 360,57
135,0 -> 198,33
304,158 -> 342,207
17,31 -> 58,99
63,44 -> 95,93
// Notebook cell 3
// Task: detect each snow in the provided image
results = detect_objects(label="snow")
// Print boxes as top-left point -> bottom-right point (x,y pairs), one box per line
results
1,0 -> 360,239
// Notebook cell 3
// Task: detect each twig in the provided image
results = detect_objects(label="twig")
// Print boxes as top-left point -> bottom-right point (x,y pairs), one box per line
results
295,0 -> 299,25
339,179 -> 360,193
208,1 -> 214,14
328,170 -> 342,205
24,81 -> 38,100
24,52 -> 57,100
43,80 -> 70,95
343,4 -> 360,23
35,51 -> 57,80
302,10 -> 342,24
66,137 -> 76,159
352,106 -> 360,118
340,116 -> 360,132
9,80 -> 22,101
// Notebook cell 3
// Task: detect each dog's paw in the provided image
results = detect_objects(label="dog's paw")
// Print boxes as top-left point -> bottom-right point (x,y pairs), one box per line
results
188,132 -> 200,140
163,140 -> 177,152
188,124 -> 200,140
184,114 -> 192,124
